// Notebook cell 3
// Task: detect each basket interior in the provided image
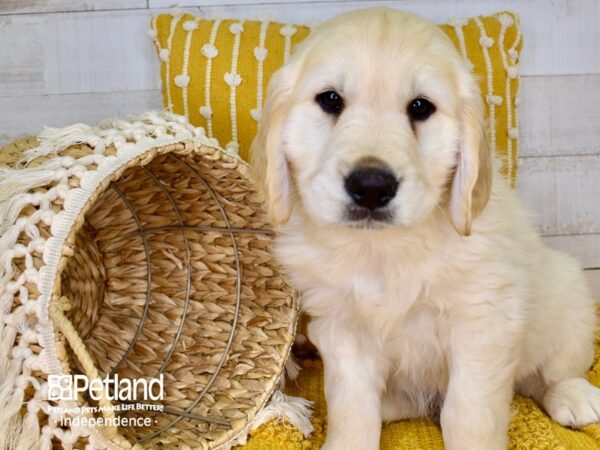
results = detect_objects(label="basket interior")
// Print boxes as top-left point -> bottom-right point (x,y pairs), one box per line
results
59,150 -> 296,448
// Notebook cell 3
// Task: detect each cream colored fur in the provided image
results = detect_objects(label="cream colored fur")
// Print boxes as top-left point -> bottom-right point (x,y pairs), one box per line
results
251,8 -> 599,450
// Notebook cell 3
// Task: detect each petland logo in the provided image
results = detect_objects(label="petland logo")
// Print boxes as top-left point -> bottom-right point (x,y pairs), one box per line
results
48,374 -> 164,402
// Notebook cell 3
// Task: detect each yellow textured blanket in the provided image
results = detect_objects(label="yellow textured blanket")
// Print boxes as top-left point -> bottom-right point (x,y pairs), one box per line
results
240,344 -> 600,449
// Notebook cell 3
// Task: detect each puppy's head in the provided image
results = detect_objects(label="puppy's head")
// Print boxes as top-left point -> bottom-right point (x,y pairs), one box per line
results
251,8 -> 491,235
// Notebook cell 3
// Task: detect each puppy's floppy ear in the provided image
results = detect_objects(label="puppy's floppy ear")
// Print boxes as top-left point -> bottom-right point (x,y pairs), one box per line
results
250,66 -> 295,226
449,79 -> 492,236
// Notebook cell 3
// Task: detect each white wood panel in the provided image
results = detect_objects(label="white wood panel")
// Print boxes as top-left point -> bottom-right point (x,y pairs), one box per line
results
0,10 -> 160,97
0,14 -> 46,96
585,269 -> 600,298
42,10 -> 160,95
518,154 -> 600,237
543,235 -> 600,270
0,89 -> 162,145
0,0 -> 599,100
520,75 -> 600,158
0,1 -> 147,15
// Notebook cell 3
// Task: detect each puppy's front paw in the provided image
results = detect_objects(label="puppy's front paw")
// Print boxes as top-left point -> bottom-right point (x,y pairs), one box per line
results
543,378 -> 600,427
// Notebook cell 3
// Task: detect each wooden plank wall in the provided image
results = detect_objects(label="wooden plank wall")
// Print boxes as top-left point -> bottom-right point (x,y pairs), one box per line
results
1,0 -> 599,294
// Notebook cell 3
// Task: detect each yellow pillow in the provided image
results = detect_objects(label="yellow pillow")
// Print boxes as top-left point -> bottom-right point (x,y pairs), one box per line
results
151,12 -> 521,185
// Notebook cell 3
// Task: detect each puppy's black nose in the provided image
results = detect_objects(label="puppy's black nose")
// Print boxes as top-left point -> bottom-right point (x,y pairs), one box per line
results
344,167 -> 398,210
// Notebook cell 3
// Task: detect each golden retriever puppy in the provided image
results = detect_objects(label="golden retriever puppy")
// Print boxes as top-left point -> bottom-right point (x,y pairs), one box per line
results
251,8 -> 599,450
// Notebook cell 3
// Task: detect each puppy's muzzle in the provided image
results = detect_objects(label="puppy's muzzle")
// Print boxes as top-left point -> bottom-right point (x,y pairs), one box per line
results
344,167 -> 399,211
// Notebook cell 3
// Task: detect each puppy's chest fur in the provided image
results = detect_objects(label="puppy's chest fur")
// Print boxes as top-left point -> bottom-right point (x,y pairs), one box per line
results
347,266 -> 450,392
277,229 -> 451,391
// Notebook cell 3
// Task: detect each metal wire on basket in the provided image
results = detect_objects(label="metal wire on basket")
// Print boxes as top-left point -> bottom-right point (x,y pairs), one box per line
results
100,154 -> 276,439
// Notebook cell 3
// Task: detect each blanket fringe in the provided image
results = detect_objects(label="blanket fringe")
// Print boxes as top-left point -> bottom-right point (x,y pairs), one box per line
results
21,123 -> 103,164
252,391 -> 314,436
16,407 -> 40,450
0,361 -> 25,450
224,391 -> 313,449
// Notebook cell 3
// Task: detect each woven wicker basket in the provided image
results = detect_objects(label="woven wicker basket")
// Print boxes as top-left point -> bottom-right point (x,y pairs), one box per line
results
0,112 -> 299,450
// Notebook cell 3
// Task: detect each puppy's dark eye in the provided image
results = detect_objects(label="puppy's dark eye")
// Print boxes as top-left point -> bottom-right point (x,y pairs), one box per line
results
407,97 -> 436,122
315,90 -> 344,115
